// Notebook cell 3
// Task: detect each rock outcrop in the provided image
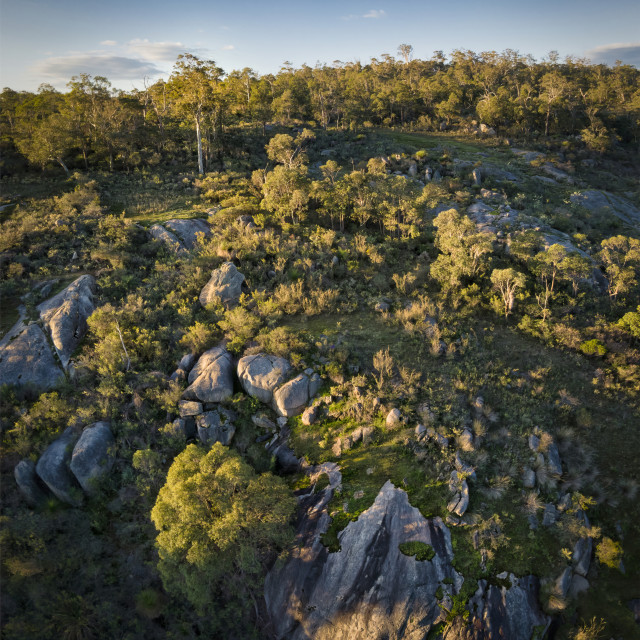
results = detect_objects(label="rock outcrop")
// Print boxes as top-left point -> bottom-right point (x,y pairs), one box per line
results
183,346 -> 234,403
199,262 -> 246,308
196,408 -> 236,446
149,218 -> 212,253
35,427 -> 83,507
37,274 -> 96,369
14,459 -> 49,506
238,354 -> 292,404
163,218 -> 211,249
69,422 -> 115,494
570,190 -> 640,228
0,323 -> 65,389
273,373 -> 310,417
445,574 -> 550,640
265,480 -> 463,640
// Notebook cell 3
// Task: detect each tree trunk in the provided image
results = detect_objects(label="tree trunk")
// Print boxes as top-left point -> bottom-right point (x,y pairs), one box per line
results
56,157 -> 70,176
196,115 -> 204,174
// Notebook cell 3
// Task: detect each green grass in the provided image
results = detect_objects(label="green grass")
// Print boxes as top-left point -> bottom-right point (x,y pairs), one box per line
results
398,540 -> 435,561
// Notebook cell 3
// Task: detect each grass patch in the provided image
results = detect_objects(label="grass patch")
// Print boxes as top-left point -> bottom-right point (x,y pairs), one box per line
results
398,540 -> 435,561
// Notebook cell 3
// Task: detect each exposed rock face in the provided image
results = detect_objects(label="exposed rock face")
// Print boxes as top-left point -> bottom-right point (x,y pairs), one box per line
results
69,422 -> 115,493
445,575 -> 550,640
36,427 -> 82,507
149,224 -> 185,254
0,323 -> 65,389
238,354 -> 291,404
386,408 -> 401,428
164,218 -> 211,249
273,374 -> 310,417
14,459 -> 49,506
183,346 -> 234,403
37,275 -> 96,369
265,480 -> 463,640
179,400 -> 203,417
199,262 -> 246,308
570,190 -> 640,228
196,409 -> 236,446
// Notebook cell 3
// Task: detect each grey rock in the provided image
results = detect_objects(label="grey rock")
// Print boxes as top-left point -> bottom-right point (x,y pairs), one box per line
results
459,429 -> 474,451
554,567 -> 573,600
479,123 -> 496,136
272,443 -> 300,473
570,190 -> 640,228
448,479 -> 470,517
169,367 -> 187,382
628,598 -> 640,624
425,167 -> 433,181
265,481 -> 462,640
386,408 -> 401,428
149,223 -> 186,254
37,275 -> 96,369
472,167 -> 482,185
455,451 -> 476,480
196,409 -> 235,446
573,537 -> 592,577
36,427 -> 82,506
178,400 -> 203,417
238,354 -> 291,404
0,323 -> 65,389
454,575 -> 550,640
308,372 -> 323,398
546,443 -> 562,476
374,301 -> 390,313
522,467 -> 536,489
415,423 -> 427,438
273,373 -> 309,417
252,413 -> 277,430
511,148 -> 545,162
164,218 -> 211,249
14,459 -> 49,506
70,421 -> 115,493
277,416 -> 288,428
199,262 -> 245,308
183,346 -> 233,403
170,417 -> 196,439
331,255 -> 339,266
301,405 -> 318,426
542,503 -> 558,527
569,575 -> 589,599
361,426 -> 375,445
528,434 -> 540,452
178,352 -> 197,372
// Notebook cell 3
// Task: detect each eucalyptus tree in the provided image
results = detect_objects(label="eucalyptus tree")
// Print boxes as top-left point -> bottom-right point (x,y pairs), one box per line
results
168,54 -> 224,174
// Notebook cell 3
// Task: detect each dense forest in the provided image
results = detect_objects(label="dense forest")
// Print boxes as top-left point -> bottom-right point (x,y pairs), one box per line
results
1,49 -> 639,640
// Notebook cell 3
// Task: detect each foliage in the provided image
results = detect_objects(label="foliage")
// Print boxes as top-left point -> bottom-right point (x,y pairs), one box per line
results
398,540 -> 435,561
151,444 -> 296,616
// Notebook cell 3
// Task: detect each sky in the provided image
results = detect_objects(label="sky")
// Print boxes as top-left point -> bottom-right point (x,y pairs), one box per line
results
1,0 -> 639,92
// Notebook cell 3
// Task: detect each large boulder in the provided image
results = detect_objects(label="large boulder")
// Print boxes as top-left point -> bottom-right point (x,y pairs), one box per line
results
183,346 -> 234,403
69,422 -> 115,494
265,480 -> 463,640
273,373 -> 310,417
36,427 -> 83,506
37,275 -> 96,368
199,262 -> 245,308
149,224 -> 186,254
0,323 -> 64,389
196,409 -> 236,446
14,459 -> 50,506
238,354 -> 292,404
164,218 -> 212,249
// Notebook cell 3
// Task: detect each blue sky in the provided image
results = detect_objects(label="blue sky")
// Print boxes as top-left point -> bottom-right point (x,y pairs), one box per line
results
2,0 -> 639,91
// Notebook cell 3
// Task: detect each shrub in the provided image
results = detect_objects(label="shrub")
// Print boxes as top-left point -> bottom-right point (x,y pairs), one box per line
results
579,339 -> 606,356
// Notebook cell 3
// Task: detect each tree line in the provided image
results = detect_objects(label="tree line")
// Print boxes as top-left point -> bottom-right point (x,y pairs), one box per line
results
1,48 -> 639,175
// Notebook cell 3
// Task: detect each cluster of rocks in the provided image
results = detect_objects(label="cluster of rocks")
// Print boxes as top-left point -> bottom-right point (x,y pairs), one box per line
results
167,347 -> 322,451
570,189 -> 640,229
149,218 -> 212,255
265,476 -> 548,640
15,422 -> 115,507
522,432 -> 563,490
331,425 -> 375,457
0,275 -> 96,390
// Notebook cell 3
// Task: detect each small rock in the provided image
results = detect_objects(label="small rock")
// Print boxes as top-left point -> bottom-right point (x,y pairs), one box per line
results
70,421 -> 115,494
374,301 -> 390,313
178,353 -> 197,372
546,443 -> 562,476
302,406 -> 318,426
361,426 -> 375,445
277,417 -> 288,429
528,434 -> 540,452
252,413 -> 277,430
522,467 -> 536,488
36,427 -> 82,507
554,567 -> 573,600
196,409 -> 236,446
573,537 -> 592,577
542,503 -> 558,527
199,262 -> 245,309
472,168 -> 482,186
331,255 -> 339,266
569,575 -> 589,598
353,490 -> 364,499
415,424 -> 427,439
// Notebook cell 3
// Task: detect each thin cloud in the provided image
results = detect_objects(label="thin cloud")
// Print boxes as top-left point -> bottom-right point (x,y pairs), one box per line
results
126,39 -> 190,62
586,42 -> 640,67
222,45 -> 235,50
101,40 -> 117,46
363,9 -> 386,18
33,54 -> 162,81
